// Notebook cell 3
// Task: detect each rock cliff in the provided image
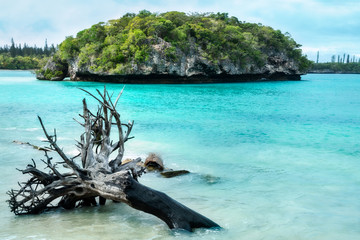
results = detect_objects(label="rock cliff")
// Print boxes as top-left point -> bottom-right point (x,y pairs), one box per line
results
38,39 -> 303,83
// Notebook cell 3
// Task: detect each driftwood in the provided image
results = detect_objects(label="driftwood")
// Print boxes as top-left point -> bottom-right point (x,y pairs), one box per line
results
160,170 -> 190,178
12,140 -> 53,152
144,153 -> 190,178
7,87 -> 219,232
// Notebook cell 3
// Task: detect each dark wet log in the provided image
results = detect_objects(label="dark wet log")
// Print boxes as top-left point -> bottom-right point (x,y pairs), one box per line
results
160,170 -> 190,178
125,177 -> 219,231
7,87 -> 219,232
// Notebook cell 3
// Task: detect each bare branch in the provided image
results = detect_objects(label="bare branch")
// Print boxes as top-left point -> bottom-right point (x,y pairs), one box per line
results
114,86 -> 125,109
78,87 -> 113,111
37,116 -> 84,177
42,151 -> 64,180
73,117 -> 85,127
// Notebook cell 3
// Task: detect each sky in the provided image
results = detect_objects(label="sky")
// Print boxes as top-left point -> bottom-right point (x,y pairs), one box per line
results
0,0 -> 359,62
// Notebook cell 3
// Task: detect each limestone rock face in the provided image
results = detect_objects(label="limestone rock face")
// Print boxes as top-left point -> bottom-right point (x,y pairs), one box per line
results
37,39 -> 304,83
36,57 -> 68,81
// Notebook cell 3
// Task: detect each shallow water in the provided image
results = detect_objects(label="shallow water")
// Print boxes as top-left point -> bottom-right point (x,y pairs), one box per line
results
0,71 -> 359,239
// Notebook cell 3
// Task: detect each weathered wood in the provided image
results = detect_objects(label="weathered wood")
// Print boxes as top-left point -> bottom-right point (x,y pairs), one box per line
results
7,87 -> 219,232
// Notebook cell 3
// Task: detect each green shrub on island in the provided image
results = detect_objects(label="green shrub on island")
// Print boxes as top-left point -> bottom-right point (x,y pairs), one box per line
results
35,55 -> 68,80
52,10 -> 311,75
36,68 -> 65,80
0,54 -> 41,70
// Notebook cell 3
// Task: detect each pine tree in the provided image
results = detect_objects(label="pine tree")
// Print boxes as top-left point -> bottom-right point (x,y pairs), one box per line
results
10,38 -> 16,57
331,55 -> 336,63
316,51 -> 319,63
16,43 -> 23,56
44,39 -> 49,56
50,44 -> 56,54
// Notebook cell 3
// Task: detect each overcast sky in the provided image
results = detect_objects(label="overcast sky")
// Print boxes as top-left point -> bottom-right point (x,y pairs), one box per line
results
0,0 -> 359,62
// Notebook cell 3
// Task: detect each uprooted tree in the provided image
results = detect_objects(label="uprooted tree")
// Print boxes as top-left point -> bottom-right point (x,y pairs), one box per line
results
7,87 -> 219,232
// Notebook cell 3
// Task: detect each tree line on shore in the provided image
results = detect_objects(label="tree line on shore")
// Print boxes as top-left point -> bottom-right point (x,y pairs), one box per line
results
0,39 -> 57,70
310,51 -> 360,73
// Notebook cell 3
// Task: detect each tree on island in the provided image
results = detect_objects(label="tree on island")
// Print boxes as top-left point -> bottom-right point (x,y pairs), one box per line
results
7,87 -> 219,232
10,38 -> 16,57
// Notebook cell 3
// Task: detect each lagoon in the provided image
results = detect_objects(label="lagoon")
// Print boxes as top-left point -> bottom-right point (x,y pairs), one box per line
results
0,71 -> 359,239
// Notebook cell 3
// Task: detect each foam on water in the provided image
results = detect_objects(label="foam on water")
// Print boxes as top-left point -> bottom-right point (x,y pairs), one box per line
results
0,71 -> 359,239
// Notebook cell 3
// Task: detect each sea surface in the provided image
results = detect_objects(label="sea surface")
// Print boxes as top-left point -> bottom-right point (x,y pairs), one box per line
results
0,70 -> 359,240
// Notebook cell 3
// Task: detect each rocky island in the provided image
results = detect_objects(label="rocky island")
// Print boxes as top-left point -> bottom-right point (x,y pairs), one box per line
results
36,11 -> 312,83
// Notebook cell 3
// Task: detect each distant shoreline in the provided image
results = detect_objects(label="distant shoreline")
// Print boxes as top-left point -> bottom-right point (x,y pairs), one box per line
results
0,69 -> 36,71
309,62 -> 360,74
308,70 -> 360,74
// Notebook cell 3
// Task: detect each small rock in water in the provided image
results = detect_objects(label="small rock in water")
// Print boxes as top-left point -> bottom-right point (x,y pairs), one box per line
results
201,174 -> 220,185
145,153 -> 164,171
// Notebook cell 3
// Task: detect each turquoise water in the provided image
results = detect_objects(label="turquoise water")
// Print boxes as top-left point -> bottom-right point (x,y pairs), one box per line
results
0,70 -> 359,239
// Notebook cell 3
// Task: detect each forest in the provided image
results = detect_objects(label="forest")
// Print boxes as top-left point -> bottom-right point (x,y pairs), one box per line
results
0,39 -> 56,69
310,62 -> 360,73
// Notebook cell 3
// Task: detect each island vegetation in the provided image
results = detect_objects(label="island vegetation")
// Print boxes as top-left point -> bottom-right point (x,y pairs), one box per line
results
37,10 -> 312,82
0,39 -> 56,70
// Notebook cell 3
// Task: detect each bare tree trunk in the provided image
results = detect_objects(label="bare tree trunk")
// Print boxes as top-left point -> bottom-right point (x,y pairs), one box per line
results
7,87 -> 219,232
